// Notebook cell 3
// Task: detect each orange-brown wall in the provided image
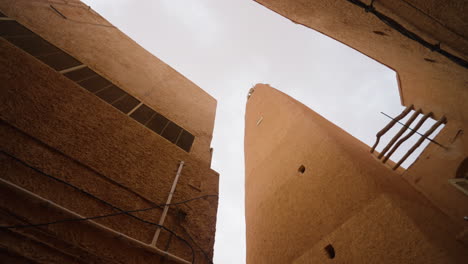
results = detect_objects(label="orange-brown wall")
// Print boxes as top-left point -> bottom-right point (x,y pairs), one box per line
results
244,84 -> 467,263
0,0 -> 217,162
254,0 -> 468,122
0,1 -> 218,263
252,0 -> 468,251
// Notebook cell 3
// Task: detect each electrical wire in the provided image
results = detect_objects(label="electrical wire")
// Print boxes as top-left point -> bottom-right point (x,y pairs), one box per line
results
1,150 -> 217,263
380,111 -> 446,148
345,0 -> 468,69
184,228 -> 214,264
0,194 -> 218,229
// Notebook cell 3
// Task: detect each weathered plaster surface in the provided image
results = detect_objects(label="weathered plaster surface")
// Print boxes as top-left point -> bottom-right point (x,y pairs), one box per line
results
244,84 -> 467,263
252,0 -> 468,250
0,1 -> 219,262
0,0 -> 217,162
254,0 -> 468,122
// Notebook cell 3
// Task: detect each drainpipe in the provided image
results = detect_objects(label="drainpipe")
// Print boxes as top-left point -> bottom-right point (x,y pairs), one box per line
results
0,178 -> 191,264
151,160 -> 185,246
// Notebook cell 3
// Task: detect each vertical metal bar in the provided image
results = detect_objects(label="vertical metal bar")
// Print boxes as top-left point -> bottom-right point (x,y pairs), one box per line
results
150,161 -> 185,247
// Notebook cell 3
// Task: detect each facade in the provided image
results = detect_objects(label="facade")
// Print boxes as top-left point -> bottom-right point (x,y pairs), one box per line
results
0,1 -> 218,264
245,84 -> 467,263
246,0 -> 467,262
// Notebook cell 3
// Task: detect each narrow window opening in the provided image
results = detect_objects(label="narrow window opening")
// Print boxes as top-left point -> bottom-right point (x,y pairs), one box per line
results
424,58 -> 437,63
324,244 -> 335,259
298,165 -> 305,174
372,30 -> 387,36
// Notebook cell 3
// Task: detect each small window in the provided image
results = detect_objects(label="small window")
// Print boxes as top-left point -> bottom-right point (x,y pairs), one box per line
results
161,122 -> 183,143
324,244 -> 335,259
147,113 -> 169,134
112,94 -> 140,114
64,66 -> 98,82
177,130 -> 195,152
95,85 -> 126,104
130,104 -> 156,125
298,165 -> 305,174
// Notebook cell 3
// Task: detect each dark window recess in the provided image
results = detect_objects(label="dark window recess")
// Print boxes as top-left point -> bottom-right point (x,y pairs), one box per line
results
298,165 -> 306,174
64,67 -> 97,82
130,104 -> 156,125
112,94 -> 140,114
95,85 -> 126,104
0,21 -> 81,71
424,58 -> 437,63
177,130 -> 195,152
78,75 -> 112,93
38,51 -> 81,71
372,30 -> 387,36
324,244 -> 335,259
0,20 -> 34,37
162,122 -> 183,143
0,18 -> 195,152
3,35 -> 60,57
147,114 -> 169,134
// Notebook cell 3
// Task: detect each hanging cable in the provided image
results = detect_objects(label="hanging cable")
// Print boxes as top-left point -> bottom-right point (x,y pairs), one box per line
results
0,194 -> 218,229
1,150 -> 217,263
345,0 -> 468,69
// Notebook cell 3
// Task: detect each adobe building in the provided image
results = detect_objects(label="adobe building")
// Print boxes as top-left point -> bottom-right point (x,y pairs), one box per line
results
0,1 -> 218,263
245,0 -> 467,263
245,84 -> 467,263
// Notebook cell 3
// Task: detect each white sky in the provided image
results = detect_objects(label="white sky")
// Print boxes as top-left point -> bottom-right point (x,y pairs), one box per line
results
83,1 -> 443,263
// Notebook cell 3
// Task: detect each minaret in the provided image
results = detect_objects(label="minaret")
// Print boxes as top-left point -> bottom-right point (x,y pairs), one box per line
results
244,84 -> 467,263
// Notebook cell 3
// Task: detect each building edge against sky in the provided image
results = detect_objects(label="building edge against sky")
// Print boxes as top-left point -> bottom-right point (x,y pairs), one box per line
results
0,0 -> 218,263
244,84 -> 467,263
250,0 -> 468,228
245,0 -> 467,263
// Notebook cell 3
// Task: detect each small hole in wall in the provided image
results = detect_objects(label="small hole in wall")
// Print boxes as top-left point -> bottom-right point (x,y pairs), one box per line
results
373,30 -> 387,36
324,244 -> 335,259
176,209 -> 187,223
424,58 -> 437,63
298,165 -> 305,174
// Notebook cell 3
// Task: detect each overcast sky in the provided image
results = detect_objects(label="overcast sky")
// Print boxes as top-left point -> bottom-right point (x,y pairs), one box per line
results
83,1 -> 442,263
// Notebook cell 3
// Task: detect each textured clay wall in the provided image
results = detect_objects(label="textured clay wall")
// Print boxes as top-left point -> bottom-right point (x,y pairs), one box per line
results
401,120 -> 467,226
254,0 -> 468,122
244,84 -> 467,263
253,0 -> 468,234
0,0 -> 217,163
0,3 -> 218,263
